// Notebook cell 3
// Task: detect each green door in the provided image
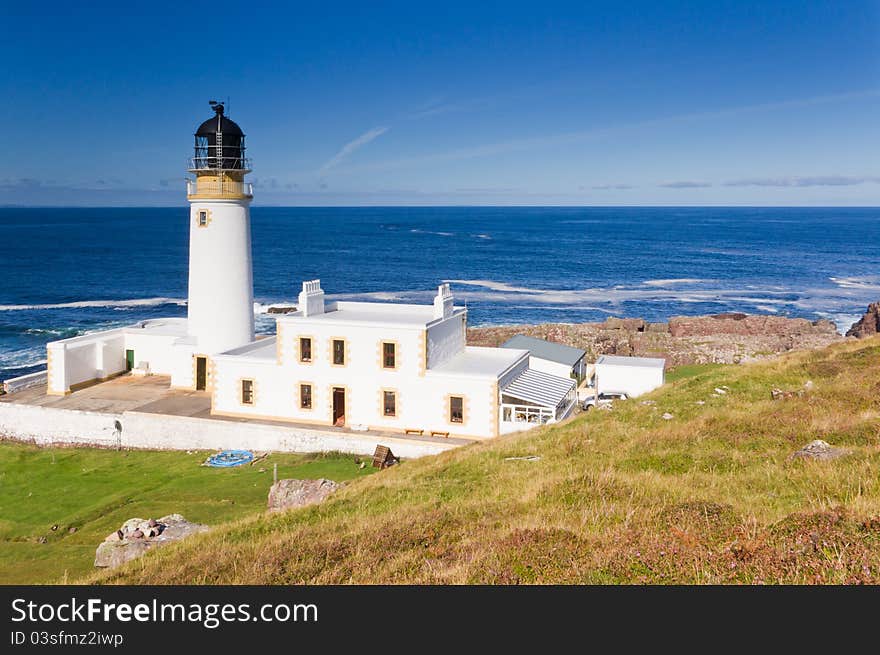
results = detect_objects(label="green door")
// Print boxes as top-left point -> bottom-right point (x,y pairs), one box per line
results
125,349 -> 135,371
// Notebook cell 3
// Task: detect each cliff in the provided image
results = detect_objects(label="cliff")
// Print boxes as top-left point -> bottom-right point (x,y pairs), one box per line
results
467,313 -> 842,366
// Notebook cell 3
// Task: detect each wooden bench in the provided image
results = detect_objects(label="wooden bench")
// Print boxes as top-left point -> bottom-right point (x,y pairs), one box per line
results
430,430 -> 450,438
404,428 -> 424,436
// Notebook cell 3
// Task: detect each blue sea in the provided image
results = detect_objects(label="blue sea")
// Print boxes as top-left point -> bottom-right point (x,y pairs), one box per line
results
1,206 -> 879,381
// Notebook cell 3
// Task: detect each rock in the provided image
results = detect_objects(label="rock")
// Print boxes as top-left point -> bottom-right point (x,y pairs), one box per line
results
846,302 -> 880,338
771,388 -> 804,401
267,479 -> 341,512
661,413 -> 674,420
714,387 -> 727,395
148,518 -> 158,528
603,317 -> 646,332
640,400 -> 656,406
267,305 -> 297,314
94,514 -> 209,569
790,440 -> 849,461
68,526 -> 77,534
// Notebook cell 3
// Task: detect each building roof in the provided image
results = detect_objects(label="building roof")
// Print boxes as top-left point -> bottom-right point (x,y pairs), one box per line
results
280,301 -> 464,329
195,113 -> 244,137
501,368 -> 575,409
429,346 -> 526,379
218,337 -> 277,360
501,335 -> 586,367
595,355 -> 666,369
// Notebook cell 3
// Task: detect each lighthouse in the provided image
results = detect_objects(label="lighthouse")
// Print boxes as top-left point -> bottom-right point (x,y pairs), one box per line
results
186,101 -> 255,356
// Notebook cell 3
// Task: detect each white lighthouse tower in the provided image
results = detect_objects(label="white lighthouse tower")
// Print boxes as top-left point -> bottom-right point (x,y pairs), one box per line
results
185,101 -> 255,357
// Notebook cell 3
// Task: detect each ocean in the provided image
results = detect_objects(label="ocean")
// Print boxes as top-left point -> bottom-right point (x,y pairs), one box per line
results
1,206 -> 878,381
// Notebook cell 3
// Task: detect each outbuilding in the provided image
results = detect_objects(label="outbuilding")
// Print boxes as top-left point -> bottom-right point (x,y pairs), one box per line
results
593,355 -> 666,398
501,335 -> 587,383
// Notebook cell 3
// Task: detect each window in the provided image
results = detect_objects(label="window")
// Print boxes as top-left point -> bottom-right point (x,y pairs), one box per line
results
382,342 -> 396,369
198,210 -> 208,226
299,337 -> 312,363
241,379 -> 254,405
300,384 -> 312,409
383,390 -> 396,417
332,339 -> 345,365
449,396 -> 464,423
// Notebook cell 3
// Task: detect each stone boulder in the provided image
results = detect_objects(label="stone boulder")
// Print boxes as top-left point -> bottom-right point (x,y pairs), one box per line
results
94,514 -> 209,569
846,302 -> 880,338
267,478 -> 340,512
790,440 -> 849,462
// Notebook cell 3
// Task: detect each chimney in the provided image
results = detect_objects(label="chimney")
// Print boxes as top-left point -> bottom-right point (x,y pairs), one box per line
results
298,279 -> 325,317
433,283 -> 454,320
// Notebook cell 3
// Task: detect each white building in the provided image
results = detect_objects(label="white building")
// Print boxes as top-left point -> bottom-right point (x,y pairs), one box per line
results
593,355 -> 666,398
34,103 -> 576,442
501,335 -> 587,382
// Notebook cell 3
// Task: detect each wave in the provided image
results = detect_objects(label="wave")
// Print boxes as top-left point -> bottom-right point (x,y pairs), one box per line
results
410,229 -> 454,237
642,278 -> 712,287
0,297 -> 186,311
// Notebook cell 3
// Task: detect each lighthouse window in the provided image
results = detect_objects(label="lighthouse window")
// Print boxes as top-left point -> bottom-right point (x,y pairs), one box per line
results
197,210 -> 208,226
299,337 -> 312,363
300,384 -> 312,409
383,390 -> 397,417
332,339 -> 346,365
382,342 -> 396,369
240,379 -> 254,405
449,396 -> 464,423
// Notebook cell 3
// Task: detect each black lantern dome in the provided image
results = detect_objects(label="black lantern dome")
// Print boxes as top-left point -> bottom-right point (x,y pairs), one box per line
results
191,101 -> 249,171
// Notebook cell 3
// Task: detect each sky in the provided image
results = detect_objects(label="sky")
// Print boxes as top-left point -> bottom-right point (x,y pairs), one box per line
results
1,1 -> 878,206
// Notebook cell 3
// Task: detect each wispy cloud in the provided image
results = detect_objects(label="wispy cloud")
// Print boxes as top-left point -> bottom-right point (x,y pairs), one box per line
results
339,88 -> 880,174
592,184 -> 635,190
318,126 -> 389,174
660,181 -> 712,188
724,175 -> 880,187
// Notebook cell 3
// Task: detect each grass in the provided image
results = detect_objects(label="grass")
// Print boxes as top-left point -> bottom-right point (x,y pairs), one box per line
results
665,363 -> 725,383
0,447 -> 373,584
91,336 -> 880,585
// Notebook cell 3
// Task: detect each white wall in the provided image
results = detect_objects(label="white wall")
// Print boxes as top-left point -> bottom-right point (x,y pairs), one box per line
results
214,318 -> 501,439
0,402 -> 455,459
46,328 -> 128,394
427,313 -> 466,369
187,199 -> 255,354
3,370 -> 48,394
595,364 -> 665,397
528,356 -> 574,380
124,332 -> 181,375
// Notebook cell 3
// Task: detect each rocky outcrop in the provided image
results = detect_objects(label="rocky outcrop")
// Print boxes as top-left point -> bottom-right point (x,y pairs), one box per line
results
669,314 -> 836,338
94,514 -> 209,569
846,302 -> 880,338
790,440 -> 850,461
267,478 -> 340,512
468,312 -> 843,367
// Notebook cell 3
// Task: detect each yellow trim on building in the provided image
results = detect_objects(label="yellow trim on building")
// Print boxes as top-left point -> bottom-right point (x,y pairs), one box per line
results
378,339 -> 399,371
379,387 -> 399,419
445,393 -> 468,426
298,381 -> 314,411
298,335 -> 315,365
328,337 -> 349,367
239,378 -> 256,406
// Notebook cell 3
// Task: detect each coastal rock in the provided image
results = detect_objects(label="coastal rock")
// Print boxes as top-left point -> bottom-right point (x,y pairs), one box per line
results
267,478 -> 340,512
94,514 -> 209,569
790,440 -> 849,462
267,305 -> 297,314
468,312 -> 843,367
846,302 -> 880,338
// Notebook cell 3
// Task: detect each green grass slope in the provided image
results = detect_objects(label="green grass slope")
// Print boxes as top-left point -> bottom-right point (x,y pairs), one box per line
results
0,449 -> 372,584
91,337 -> 880,583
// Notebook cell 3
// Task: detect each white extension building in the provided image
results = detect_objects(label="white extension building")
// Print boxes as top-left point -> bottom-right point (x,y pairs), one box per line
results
38,103 -> 576,441
593,355 -> 666,398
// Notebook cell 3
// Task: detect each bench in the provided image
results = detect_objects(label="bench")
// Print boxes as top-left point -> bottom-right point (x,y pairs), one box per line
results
430,430 -> 450,438
404,428 -> 424,436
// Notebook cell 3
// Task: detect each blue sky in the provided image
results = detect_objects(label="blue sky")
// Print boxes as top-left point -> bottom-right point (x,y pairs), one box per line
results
1,1 -> 878,206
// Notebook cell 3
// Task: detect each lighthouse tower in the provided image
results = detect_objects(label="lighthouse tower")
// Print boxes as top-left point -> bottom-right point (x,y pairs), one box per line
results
186,101 -> 255,355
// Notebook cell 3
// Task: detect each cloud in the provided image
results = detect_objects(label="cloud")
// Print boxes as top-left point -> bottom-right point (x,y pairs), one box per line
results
724,175 -> 880,187
592,184 -> 635,190
660,181 -> 712,188
338,88 -> 880,174
318,126 -> 389,174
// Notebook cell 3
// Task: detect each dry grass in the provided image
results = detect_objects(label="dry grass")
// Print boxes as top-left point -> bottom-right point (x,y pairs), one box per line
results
93,337 -> 880,584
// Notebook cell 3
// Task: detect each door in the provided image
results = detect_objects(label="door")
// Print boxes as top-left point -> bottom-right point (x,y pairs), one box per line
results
195,356 -> 208,391
332,387 -> 345,426
125,349 -> 135,371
